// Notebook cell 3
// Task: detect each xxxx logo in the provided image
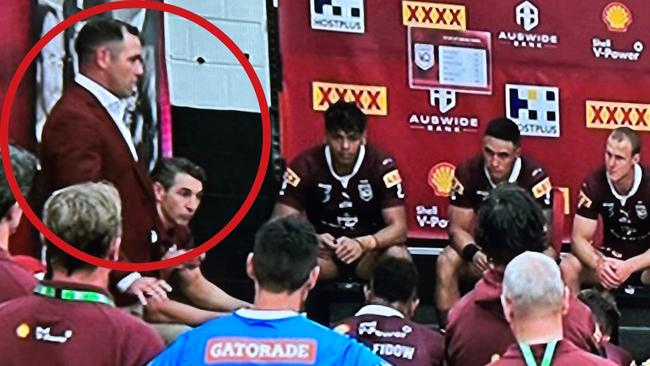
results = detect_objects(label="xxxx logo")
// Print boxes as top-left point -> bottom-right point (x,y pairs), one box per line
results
586,101 -> 650,131
402,1 -> 466,30
312,82 -> 388,116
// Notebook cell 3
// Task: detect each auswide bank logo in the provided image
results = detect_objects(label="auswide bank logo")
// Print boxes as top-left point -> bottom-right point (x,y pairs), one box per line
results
311,0 -> 365,34
312,81 -> 387,116
586,101 -> 650,131
506,84 -> 560,138
498,0 -> 557,49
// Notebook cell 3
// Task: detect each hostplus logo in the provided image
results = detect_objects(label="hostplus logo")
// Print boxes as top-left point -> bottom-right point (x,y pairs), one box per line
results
310,0 -> 365,34
498,1 -> 558,49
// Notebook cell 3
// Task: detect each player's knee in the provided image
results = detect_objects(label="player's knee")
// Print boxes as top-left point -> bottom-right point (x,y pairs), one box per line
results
383,245 -> 411,261
559,254 -> 582,279
437,246 -> 461,274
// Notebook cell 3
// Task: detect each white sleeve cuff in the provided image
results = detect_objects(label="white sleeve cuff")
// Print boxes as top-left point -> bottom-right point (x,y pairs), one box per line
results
116,272 -> 142,293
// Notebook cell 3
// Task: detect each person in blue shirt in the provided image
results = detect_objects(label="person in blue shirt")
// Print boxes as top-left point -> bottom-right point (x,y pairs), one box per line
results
149,215 -> 387,366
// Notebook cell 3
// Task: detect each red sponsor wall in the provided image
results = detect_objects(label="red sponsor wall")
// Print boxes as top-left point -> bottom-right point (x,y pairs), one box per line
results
278,0 -> 650,242
2,0 -> 35,150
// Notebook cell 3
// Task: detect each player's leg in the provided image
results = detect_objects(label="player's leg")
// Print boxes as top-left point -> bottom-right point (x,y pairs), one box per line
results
355,245 -> 411,280
560,253 -> 599,294
435,246 -> 472,327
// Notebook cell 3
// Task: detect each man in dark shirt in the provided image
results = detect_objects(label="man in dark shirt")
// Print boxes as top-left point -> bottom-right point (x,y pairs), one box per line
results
578,289 -> 635,366
562,127 -> 650,294
0,145 -> 38,303
0,182 -> 164,365
335,257 -> 444,365
273,101 -> 408,281
445,184 -> 597,366
436,117 -> 553,325
144,158 -> 249,341
490,252 -> 616,366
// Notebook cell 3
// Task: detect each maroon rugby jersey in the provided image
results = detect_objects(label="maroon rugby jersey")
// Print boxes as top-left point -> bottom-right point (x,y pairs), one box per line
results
490,340 -> 617,366
576,165 -> 650,259
446,269 -> 598,366
335,305 -> 444,366
278,145 -> 404,238
0,248 -> 36,304
0,280 -> 164,366
450,155 -> 552,210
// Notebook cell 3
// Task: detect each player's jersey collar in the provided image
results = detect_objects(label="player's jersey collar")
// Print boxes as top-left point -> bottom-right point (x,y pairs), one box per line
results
484,157 -> 522,188
607,163 -> 642,206
355,304 -> 405,318
235,308 -> 301,320
325,145 -> 366,189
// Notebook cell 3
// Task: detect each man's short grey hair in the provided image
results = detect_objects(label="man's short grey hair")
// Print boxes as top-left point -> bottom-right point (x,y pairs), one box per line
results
0,145 -> 38,218
44,182 -> 122,273
502,251 -> 565,314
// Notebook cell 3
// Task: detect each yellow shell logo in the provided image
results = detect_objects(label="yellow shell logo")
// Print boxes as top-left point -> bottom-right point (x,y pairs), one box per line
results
602,2 -> 632,32
15,323 -> 30,339
428,162 -> 455,197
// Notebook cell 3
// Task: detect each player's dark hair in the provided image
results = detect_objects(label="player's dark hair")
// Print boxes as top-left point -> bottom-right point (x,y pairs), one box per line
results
371,257 -> 418,303
75,18 -> 140,65
476,183 -> 547,266
151,157 -> 207,190
324,101 -> 367,135
253,216 -> 318,293
610,127 -> 641,155
578,289 -> 620,337
485,117 -> 521,147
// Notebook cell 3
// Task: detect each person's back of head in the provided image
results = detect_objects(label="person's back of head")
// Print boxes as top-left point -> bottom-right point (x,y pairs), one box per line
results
324,101 -> 367,135
476,184 -> 547,266
485,117 -> 521,147
368,257 -> 419,317
578,289 -> 620,341
44,182 -> 122,275
151,157 -> 207,190
502,251 -> 566,319
251,215 -> 318,293
0,145 -> 37,219
75,18 -> 140,66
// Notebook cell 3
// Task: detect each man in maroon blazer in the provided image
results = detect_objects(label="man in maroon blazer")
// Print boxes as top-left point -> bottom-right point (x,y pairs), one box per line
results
37,19 -> 166,303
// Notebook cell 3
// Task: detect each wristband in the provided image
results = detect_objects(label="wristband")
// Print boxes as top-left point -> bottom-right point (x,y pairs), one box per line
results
462,243 -> 480,262
355,235 -> 378,252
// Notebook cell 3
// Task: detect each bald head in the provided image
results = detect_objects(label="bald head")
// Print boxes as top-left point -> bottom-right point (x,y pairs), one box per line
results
502,252 -> 565,316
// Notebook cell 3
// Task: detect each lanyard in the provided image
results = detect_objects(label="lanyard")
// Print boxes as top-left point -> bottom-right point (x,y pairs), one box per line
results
34,284 -> 115,307
518,340 -> 558,366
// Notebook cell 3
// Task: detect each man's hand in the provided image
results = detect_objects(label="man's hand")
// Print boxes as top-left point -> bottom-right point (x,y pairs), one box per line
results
596,258 -> 621,289
334,236 -> 364,264
470,251 -> 490,274
128,276 -> 172,305
608,258 -> 635,286
318,233 -> 338,249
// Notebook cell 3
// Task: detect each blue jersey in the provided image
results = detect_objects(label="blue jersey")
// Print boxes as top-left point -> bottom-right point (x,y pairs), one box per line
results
149,309 -> 387,366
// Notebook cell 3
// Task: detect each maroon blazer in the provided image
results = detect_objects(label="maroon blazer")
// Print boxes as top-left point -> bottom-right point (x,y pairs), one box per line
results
39,83 -> 157,264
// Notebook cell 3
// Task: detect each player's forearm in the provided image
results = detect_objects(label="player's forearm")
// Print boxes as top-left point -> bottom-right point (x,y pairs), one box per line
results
144,299 -> 224,327
183,275 -> 250,311
448,225 -> 475,254
571,237 -> 601,270
356,222 -> 407,251
626,250 -> 650,273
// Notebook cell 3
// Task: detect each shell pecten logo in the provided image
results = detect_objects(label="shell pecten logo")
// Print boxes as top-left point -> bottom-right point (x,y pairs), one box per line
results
428,162 -> 455,197
602,2 -> 632,32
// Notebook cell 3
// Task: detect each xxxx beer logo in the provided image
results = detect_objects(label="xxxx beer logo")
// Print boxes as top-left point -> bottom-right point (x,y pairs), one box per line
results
586,101 -> 650,131
402,1 -> 466,30
312,82 -> 388,116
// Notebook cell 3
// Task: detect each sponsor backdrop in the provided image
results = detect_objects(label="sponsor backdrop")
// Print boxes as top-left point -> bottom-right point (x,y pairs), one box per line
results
278,0 -> 650,242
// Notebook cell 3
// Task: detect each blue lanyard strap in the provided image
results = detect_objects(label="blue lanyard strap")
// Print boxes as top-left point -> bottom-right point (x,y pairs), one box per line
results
518,339 -> 558,366
34,284 -> 115,307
